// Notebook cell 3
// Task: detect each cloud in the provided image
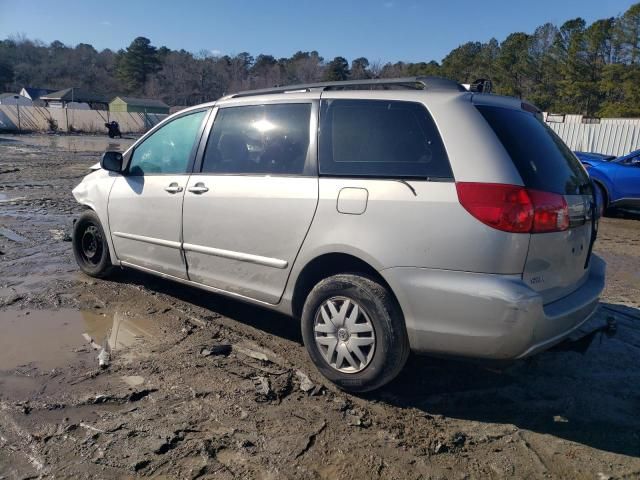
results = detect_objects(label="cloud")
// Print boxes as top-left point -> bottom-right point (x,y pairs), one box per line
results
100,20 -> 112,26
383,1 -> 394,7
210,49 -> 223,56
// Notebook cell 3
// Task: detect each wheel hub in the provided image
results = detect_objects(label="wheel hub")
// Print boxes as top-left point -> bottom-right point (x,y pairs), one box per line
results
313,297 -> 376,374
78,224 -> 102,266
337,328 -> 350,342
82,230 -> 98,258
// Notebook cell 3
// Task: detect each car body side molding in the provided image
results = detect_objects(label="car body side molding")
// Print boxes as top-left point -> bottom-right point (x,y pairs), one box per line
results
113,231 -> 181,250
182,243 -> 289,269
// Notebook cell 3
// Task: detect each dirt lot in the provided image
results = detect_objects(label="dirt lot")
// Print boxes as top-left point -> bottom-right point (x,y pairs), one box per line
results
0,133 -> 639,479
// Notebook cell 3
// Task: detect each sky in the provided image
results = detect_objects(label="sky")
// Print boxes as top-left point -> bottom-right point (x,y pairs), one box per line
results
0,0 -> 636,63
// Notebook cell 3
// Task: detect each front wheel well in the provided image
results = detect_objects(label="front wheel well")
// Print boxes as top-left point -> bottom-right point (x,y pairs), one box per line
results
291,253 -> 398,319
73,205 -> 95,225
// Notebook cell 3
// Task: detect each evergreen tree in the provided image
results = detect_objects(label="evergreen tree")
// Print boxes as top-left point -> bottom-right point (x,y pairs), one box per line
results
406,60 -> 441,77
441,42 -> 483,83
496,33 -> 532,98
553,18 -> 589,113
350,57 -> 370,79
324,57 -> 350,81
617,3 -> 640,64
529,23 -> 560,109
5,2 -> 640,116
116,37 -> 160,93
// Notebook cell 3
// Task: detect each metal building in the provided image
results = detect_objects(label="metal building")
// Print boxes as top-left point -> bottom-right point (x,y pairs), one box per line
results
109,96 -> 170,115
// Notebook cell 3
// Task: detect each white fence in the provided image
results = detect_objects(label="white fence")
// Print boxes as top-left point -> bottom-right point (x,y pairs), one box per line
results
2,104 -> 639,157
0,105 -> 167,134
545,114 -> 640,157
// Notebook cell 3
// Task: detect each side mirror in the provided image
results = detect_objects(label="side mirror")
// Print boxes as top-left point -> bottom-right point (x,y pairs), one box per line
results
101,151 -> 123,172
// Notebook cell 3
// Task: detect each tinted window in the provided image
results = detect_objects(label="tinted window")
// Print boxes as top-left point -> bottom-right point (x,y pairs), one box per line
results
201,103 -> 311,175
619,152 -> 640,166
319,99 -> 452,179
477,106 -> 591,195
129,110 -> 206,175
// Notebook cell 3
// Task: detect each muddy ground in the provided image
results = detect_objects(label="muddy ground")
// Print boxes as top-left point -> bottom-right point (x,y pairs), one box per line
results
0,133 -> 639,479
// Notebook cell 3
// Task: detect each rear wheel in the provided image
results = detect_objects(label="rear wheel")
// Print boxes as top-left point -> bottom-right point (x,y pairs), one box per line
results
72,210 -> 113,278
301,274 -> 409,393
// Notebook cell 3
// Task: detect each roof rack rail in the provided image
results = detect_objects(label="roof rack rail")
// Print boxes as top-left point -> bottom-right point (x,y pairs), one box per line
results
228,76 -> 467,98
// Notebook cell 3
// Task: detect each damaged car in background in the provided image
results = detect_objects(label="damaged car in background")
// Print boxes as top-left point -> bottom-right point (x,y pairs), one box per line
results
576,149 -> 640,215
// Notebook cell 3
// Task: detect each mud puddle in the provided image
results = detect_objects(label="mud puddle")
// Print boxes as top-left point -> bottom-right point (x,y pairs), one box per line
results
0,308 -> 158,371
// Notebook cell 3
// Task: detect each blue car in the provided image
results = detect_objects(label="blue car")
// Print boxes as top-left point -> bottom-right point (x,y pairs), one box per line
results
575,150 -> 640,214
574,151 -> 616,163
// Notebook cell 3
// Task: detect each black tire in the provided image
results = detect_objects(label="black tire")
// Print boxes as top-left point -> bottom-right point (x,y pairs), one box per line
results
301,274 -> 410,393
72,210 -> 113,278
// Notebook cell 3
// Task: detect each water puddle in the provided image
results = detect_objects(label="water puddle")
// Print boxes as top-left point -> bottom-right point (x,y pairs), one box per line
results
0,308 -> 158,371
0,134 -> 135,153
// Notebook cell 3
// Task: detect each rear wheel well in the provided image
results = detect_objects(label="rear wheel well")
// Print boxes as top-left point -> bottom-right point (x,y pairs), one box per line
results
291,253 -> 398,319
593,180 -> 609,208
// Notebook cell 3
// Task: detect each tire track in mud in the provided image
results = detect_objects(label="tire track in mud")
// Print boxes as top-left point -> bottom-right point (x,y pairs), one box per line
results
0,401 -> 48,476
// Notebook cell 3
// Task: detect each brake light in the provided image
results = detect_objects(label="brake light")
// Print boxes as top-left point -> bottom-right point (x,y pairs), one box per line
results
528,189 -> 569,232
456,183 -> 569,234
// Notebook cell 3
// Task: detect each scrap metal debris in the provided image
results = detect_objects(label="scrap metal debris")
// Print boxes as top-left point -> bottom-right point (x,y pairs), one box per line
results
252,376 -> 271,401
95,335 -> 112,369
81,333 -> 101,351
234,345 -> 270,362
200,343 -> 232,357
295,370 -> 315,393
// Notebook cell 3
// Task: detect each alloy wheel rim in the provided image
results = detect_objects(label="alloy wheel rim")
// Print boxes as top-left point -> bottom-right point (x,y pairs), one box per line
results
313,296 -> 376,373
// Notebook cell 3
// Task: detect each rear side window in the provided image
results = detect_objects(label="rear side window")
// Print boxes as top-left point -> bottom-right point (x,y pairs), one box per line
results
201,103 -> 311,175
319,99 -> 452,179
477,105 -> 591,195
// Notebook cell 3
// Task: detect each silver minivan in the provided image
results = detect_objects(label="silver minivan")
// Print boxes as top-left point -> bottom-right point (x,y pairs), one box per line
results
72,77 -> 605,392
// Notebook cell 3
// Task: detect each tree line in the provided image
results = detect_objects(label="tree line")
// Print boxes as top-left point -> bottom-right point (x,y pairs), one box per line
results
1,3 -> 640,116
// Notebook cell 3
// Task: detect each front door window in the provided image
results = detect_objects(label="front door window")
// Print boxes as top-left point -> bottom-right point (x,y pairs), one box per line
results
129,110 -> 207,175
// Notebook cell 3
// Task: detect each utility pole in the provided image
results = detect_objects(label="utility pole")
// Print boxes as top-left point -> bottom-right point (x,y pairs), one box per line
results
70,87 -> 74,131
13,95 -> 21,133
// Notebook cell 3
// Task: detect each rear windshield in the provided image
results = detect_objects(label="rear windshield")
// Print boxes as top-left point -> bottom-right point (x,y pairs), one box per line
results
477,105 -> 591,195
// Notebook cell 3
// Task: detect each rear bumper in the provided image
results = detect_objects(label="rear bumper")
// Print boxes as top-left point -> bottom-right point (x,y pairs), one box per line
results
381,254 -> 605,360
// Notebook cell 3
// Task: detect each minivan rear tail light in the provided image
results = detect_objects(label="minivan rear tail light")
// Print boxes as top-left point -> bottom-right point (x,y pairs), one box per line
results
527,189 -> 569,232
455,183 -> 533,233
456,183 -> 569,234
